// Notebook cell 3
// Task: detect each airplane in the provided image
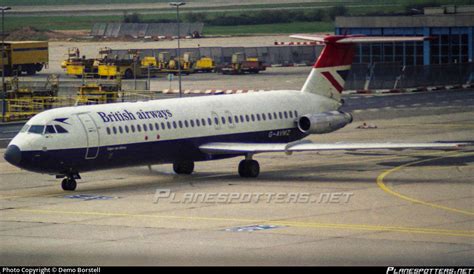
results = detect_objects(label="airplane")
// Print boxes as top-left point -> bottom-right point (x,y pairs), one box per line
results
3,34 -> 464,191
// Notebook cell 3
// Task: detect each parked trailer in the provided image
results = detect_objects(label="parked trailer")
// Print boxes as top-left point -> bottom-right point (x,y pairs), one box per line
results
219,53 -> 266,75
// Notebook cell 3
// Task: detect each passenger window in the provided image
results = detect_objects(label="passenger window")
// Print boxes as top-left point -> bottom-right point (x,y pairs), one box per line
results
245,115 -> 250,122
184,120 -> 189,128
214,117 -> 219,125
113,127 -> 117,134
173,121 -> 177,128
279,112 -> 283,119
137,125 -> 142,132
143,124 -> 148,131
221,117 -> 226,124
106,127 -> 111,135
45,125 -> 56,134
289,111 -> 293,118
273,112 -> 278,119
262,113 -> 266,120
125,125 -> 129,133
208,118 -> 212,125
228,116 -> 232,123
190,120 -> 195,127
294,110 -> 298,117
178,121 -> 183,128
118,126 -> 123,134
55,125 -> 68,133
167,122 -> 171,129
131,125 -> 136,132
284,111 -> 288,119
251,114 -> 255,122
28,125 -> 45,134
240,115 -> 244,123
161,122 -> 166,130
196,119 -> 200,127
201,118 -> 206,126
234,116 -> 239,123
256,114 -> 260,121
268,113 -> 272,120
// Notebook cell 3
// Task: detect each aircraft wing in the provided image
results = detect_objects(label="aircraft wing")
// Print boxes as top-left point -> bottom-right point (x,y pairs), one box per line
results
199,141 -> 464,155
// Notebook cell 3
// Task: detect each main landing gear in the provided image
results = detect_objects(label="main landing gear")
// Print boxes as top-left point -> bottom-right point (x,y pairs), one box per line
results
58,173 -> 81,191
238,155 -> 260,178
173,161 -> 195,175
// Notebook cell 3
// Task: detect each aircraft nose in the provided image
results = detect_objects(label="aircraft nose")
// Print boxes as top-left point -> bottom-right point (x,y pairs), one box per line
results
4,145 -> 22,167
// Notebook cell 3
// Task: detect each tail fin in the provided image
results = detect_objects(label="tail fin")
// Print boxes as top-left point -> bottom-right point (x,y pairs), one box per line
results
301,36 -> 355,101
291,34 -> 429,101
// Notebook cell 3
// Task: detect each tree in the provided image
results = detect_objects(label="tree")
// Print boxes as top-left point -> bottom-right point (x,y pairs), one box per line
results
123,12 -> 141,23
328,5 -> 348,21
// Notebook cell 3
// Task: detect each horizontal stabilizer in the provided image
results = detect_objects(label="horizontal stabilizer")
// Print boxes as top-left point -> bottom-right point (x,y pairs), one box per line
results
292,33 -> 431,100
290,34 -> 430,44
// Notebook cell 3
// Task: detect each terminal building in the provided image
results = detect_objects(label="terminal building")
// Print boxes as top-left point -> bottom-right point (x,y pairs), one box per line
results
335,5 -> 474,65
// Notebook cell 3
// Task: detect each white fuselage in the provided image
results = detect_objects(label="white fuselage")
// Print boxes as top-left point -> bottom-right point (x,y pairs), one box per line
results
7,90 -> 340,174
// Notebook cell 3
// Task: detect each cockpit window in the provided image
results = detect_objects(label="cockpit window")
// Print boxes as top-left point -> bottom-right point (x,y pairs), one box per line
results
45,125 -> 56,134
54,125 -> 68,134
28,125 -> 45,134
20,124 -> 30,133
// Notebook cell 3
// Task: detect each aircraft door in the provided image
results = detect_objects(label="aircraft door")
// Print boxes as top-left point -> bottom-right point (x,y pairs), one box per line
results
211,111 -> 221,130
225,110 -> 235,129
77,113 -> 100,159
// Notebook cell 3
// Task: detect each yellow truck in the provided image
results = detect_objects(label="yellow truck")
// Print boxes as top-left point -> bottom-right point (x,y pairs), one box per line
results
156,52 -> 195,75
194,57 -> 215,72
62,47 -> 105,78
98,58 -> 143,79
219,52 -> 266,75
0,41 -> 48,76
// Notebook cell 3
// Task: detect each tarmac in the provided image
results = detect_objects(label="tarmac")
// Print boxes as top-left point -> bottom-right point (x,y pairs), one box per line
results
0,89 -> 473,266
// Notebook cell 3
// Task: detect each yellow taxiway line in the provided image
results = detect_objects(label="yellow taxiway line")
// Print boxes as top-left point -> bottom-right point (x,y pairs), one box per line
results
15,208 -> 474,238
376,151 -> 474,216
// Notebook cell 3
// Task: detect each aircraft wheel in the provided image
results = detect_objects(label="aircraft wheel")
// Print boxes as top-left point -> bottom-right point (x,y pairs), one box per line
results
238,160 -> 260,178
61,178 -> 77,191
26,65 -> 37,75
124,69 -> 134,79
173,161 -> 194,175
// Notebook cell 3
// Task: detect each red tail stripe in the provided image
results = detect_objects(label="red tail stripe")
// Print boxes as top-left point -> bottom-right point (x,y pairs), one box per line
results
321,71 -> 344,93
314,43 -> 355,68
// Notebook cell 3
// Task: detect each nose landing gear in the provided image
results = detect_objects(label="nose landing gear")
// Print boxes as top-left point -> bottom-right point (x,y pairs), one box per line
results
61,178 -> 77,191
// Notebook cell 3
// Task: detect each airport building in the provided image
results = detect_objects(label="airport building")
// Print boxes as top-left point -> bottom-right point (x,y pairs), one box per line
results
335,5 -> 474,65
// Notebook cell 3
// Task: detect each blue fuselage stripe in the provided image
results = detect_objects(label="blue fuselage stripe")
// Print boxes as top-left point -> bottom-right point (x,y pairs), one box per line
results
19,128 -> 306,174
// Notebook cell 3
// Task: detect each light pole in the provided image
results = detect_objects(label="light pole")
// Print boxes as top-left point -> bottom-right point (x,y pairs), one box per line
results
169,2 -> 185,98
1,7 -> 11,123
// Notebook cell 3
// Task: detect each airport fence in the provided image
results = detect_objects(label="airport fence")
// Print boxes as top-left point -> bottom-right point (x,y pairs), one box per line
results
109,45 -> 323,67
90,23 -> 205,38
345,62 -> 474,91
